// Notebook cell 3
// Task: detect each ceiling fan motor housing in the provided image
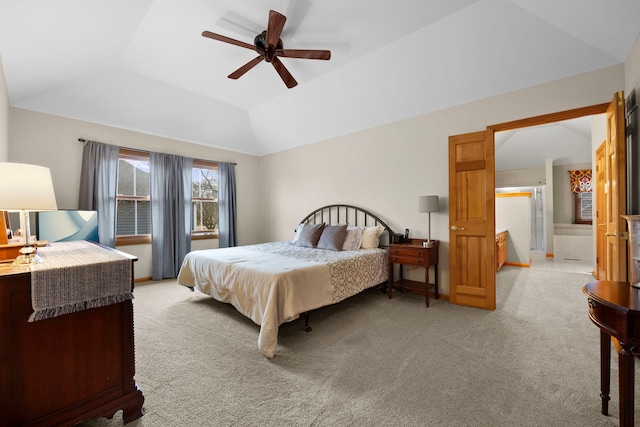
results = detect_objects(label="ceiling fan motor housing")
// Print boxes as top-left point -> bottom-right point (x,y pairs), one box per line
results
254,31 -> 283,61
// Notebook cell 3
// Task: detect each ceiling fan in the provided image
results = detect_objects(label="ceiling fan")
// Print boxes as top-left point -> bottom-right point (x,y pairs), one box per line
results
202,9 -> 331,88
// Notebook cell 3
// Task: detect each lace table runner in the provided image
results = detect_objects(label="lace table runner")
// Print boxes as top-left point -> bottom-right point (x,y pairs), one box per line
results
28,241 -> 133,322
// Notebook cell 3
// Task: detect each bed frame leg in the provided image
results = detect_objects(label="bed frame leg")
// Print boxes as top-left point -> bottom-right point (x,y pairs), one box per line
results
302,312 -> 312,332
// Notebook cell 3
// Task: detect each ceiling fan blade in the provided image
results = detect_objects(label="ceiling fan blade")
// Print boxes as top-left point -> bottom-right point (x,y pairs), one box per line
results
202,31 -> 255,51
266,10 -> 287,49
276,49 -> 331,60
228,56 -> 264,80
272,56 -> 297,88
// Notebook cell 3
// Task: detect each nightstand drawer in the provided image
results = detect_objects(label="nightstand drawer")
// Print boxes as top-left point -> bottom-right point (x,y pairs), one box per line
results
389,255 -> 425,266
389,248 -> 426,258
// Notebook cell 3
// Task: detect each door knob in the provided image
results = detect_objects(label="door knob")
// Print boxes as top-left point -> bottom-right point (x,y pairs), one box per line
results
451,225 -> 465,231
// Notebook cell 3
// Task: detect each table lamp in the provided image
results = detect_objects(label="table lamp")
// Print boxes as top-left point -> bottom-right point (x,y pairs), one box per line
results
418,195 -> 439,247
0,162 -> 58,265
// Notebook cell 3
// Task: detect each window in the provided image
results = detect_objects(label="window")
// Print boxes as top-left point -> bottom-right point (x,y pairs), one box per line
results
192,160 -> 218,239
116,149 -> 151,245
573,192 -> 593,225
115,151 -> 219,244
568,169 -> 593,225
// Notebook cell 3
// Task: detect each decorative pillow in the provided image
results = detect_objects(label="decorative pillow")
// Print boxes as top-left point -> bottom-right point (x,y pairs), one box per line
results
342,226 -> 364,250
291,223 -> 304,243
317,224 -> 348,251
361,225 -> 385,249
296,223 -> 325,248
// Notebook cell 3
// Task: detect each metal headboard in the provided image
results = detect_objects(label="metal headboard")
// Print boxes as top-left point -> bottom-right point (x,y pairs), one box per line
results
298,204 -> 395,248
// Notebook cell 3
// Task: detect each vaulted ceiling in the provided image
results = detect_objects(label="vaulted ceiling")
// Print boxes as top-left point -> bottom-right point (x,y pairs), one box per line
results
0,0 -> 638,158
495,115 -> 599,172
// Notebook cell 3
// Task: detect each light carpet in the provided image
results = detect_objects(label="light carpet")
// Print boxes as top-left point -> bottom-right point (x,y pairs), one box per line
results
80,266 -> 637,426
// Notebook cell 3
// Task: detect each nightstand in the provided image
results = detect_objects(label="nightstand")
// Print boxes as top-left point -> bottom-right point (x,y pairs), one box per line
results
388,239 -> 439,306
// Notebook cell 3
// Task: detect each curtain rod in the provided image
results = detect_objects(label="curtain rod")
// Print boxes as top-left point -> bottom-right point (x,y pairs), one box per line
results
78,138 -> 237,165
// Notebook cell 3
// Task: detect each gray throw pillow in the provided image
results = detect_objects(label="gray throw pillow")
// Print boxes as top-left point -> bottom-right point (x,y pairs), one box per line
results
342,226 -> 364,250
296,223 -> 326,248
317,224 -> 348,251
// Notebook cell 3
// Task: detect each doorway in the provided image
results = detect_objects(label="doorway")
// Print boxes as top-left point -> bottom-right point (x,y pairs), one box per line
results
494,114 -> 605,266
449,96 -> 625,310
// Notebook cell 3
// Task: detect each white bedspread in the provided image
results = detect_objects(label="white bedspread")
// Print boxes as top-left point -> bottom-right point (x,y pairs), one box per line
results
177,241 -> 388,358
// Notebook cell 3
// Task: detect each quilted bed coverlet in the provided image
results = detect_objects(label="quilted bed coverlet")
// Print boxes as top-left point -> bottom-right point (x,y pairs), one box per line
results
177,241 -> 388,358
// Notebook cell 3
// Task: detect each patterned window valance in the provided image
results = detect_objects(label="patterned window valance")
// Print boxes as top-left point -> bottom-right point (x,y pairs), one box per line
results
569,169 -> 592,193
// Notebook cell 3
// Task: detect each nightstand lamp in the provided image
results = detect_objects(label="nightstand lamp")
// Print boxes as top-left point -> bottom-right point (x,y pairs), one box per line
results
418,195 -> 439,248
0,162 -> 58,265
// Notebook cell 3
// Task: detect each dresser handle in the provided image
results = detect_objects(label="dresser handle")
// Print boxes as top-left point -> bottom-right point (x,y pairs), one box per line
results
588,299 -> 597,309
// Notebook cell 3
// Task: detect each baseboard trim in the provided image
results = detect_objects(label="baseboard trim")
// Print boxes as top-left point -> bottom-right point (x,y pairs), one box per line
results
505,262 -> 530,268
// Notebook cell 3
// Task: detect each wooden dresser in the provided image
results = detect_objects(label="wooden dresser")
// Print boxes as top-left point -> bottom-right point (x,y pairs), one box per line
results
0,245 -> 144,426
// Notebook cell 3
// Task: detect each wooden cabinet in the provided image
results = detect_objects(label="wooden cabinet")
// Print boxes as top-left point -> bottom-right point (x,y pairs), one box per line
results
388,239 -> 439,306
496,231 -> 507,271
0,249 -> 144,426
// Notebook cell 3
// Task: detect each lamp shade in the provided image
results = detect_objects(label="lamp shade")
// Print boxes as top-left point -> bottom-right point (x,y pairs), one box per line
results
418,195 -> 439,213
0,163 -> 58,211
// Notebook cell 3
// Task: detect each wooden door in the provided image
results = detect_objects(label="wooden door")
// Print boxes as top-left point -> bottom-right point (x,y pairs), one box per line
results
595,141 -> 606,280
449,130 -> 496,310
604,91 -> 628,281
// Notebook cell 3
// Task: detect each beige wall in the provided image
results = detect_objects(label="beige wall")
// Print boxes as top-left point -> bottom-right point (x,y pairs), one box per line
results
496,194 -> 531,266
0,53 -> 9,161
260,65 -> 625,296
496,167 -> 545,188
8,108 -> 264,279
5,38 -> 639,291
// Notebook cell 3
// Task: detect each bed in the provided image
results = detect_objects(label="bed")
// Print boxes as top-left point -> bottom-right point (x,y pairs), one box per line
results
177,204 -> 395,358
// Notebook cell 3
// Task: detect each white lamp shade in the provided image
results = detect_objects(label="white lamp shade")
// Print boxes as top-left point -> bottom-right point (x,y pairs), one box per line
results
0,162 -> 58,211
418,195 -> 439,213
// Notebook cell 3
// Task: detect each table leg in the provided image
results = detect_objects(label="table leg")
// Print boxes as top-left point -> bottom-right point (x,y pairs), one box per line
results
387,263 -> 393,299
434,262 -> 439,299
424,267 -> 430,307
600,330 -> 611,416
619,343 -> 635,427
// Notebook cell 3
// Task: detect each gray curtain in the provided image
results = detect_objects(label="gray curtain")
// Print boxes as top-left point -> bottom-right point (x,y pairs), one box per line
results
78,140 -> 119,248
150,152 -> 193,280
218,162 -> 237,248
